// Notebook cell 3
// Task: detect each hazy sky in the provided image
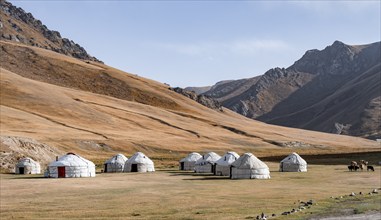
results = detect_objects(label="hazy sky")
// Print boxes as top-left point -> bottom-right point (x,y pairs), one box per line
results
10,0 -> 381,87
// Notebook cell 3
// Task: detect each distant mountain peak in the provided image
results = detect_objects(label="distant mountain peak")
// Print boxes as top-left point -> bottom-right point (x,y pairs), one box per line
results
0,0 -> 102,63
332,40 -> 346,47
327,40 -> 352,53
290,40 -> 360,75
202,41 -> 381,139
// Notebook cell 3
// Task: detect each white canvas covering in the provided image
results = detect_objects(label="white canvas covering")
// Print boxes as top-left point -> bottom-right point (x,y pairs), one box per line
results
48,153 -> 96,178
279,152 -> 307,172
194,152 -> 221,173
179,152 -> 202,171
15,157 -> 41,174
104,154 -> 128,173
231,153 -> 270,179
124,152 -> 155,172
215,152 -> 240,176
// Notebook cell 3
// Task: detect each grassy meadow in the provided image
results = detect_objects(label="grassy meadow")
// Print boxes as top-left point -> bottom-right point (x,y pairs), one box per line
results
1,157 -> 380,219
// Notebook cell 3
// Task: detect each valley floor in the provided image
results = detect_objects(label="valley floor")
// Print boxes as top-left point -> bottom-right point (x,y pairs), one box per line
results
1,162 -> 380,219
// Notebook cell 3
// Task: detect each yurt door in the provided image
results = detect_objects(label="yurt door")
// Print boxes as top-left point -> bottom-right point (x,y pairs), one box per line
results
58,167 -> 65,178
19,167 -> 24,174
180,162 -> 184,170
131,164 -> 138,172
104,164 -> 108,173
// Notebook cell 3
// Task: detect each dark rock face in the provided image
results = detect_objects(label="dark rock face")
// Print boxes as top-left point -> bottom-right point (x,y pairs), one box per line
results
221,67 -> 313,118
291,41 -> 357,75
204,78 -> 261,103
203,41 -> 381,139
0,0 -> 102,62
170,87 -> 223,111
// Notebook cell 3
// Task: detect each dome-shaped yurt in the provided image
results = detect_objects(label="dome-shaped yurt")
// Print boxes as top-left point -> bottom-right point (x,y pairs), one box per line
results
279,152 -> 307,172
104,154 -> 128,173
124,152 -> 155,172
15,157 -> 41,174
231,153 -> 270,179
179,152 -> 202,171
47,153 -> 96,178
194,152 -> 221,173
215,152 -> 239,176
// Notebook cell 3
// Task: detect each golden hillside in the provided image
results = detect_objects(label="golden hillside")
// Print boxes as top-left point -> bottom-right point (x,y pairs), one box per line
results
0,40 -> 379,168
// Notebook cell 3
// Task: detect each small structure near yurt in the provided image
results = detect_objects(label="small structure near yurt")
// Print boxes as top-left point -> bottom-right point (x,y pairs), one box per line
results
231,153 -> 270,179
124,152 -> 155,172
104,154 -> 128,173
279,152 -> 307,172
179,152 -> 202,171
215,151 -> 240,176
47,153 -> 96,178
194,152 -> 221,173
15,157 -> 41,174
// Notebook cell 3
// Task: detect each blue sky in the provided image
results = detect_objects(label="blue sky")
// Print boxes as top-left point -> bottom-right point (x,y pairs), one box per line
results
10,0 -> 381,87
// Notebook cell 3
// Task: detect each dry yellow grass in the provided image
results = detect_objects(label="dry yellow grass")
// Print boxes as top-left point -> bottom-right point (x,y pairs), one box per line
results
1,162 -> 380,219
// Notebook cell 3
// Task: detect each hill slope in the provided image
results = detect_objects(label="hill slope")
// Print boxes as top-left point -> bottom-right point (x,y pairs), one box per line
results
1,41 -> 379,169
202,41 -> 381,139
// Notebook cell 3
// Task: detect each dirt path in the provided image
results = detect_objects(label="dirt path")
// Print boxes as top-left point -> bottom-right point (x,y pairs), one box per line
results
313,212 -> 381,220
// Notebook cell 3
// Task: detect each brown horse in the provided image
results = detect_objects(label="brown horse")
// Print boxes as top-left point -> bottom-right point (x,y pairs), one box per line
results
359,160 -> 368,171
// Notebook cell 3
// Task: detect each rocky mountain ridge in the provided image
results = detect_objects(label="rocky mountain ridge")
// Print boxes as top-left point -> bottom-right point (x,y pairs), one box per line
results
194,41 -> 381,139
170,87 -> 222,111
0,0 -> 101,62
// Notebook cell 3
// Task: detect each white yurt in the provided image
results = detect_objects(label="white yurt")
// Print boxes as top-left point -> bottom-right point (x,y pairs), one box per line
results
194,152 -> 221,173
15,157 -> 41,174
104,154 -> 128,173
47,153 -> 96,178
279,152 -> 307,172
179,152 -> 202,171
124,152 -> 155,172
215,152 -> 240,176
231,153 -> 270,179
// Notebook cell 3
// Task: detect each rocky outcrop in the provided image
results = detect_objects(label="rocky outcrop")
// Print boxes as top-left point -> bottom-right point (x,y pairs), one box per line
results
0,136 -> 62,173
170,87 -> 223,111
0,0 -> 102,62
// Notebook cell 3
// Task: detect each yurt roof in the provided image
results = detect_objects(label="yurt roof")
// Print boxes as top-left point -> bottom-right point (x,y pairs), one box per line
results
16,157 -> 38,166
105,153 -> 128,164
280,152 -> 307,165
49,153 -> 95,167
126,152 -> 153,165
180,152 -> 202,162
216,152 -> 240,166
231,153 -> 268,169
195,152 -> 221,165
